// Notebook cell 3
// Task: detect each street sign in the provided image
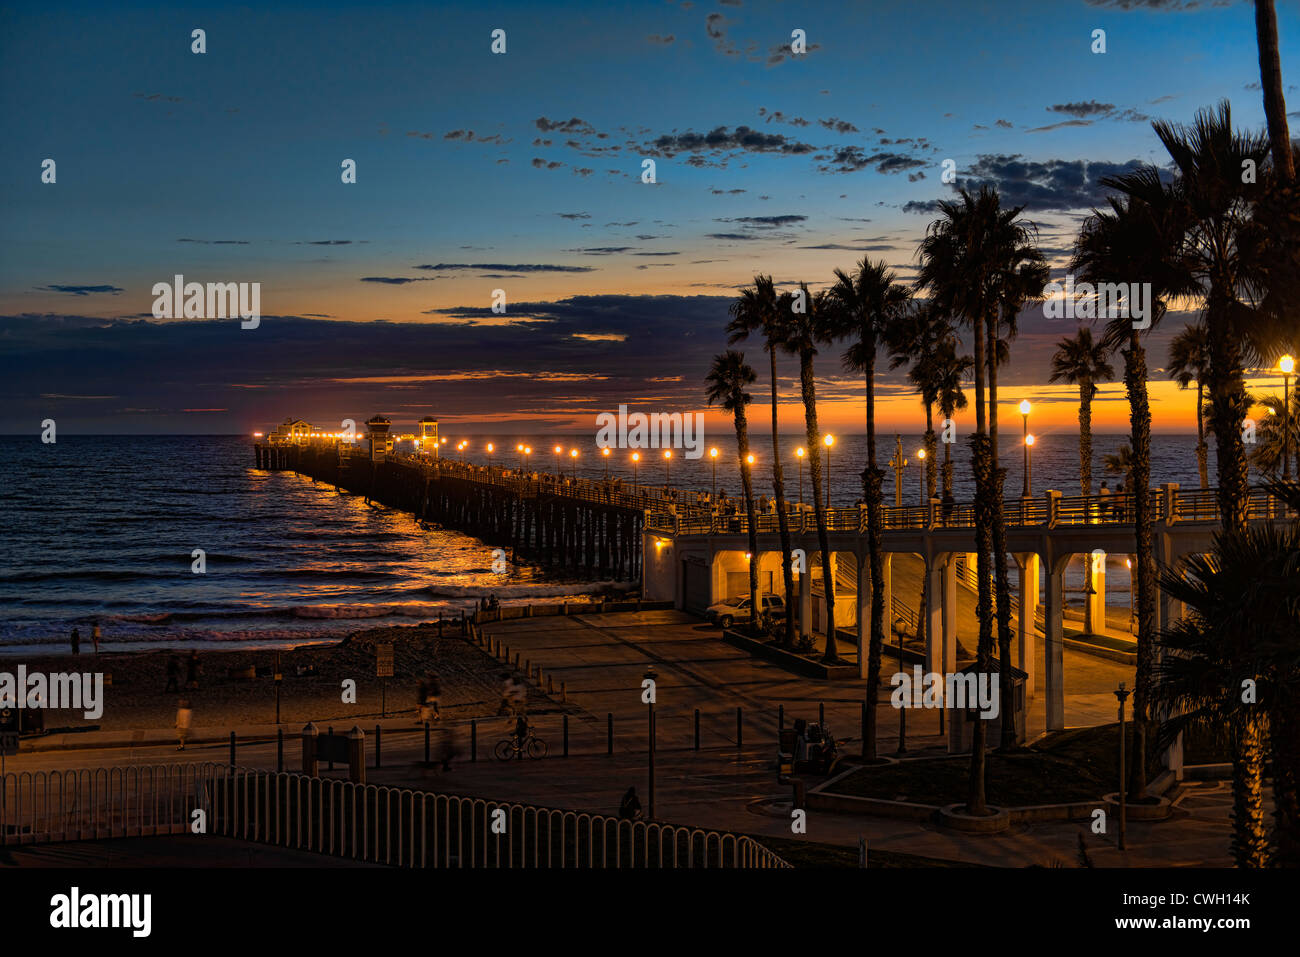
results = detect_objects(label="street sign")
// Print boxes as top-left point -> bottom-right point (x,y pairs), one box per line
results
376,644 -> 394,678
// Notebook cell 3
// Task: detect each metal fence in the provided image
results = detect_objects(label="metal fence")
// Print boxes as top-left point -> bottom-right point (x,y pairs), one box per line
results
0,763 -> 789,869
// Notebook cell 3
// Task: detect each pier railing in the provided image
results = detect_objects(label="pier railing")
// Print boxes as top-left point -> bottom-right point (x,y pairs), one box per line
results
0,763 -> 789,868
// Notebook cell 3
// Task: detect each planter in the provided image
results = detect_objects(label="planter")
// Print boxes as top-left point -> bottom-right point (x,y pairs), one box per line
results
721,629 -> 858,679
938,804 -> 1011,833
1103,792 -> 1173,821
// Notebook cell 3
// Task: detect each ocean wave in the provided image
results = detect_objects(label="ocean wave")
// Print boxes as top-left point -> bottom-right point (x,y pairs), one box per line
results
425,581 -> 636,600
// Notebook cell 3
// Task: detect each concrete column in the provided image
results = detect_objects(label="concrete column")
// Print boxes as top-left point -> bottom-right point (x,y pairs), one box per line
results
1044,558 -> 1066,731
881,553 -> 893,634
941,556 -> 958,674
1084,550 -> 1107,635
799,560 -> 812,640
856,552 -> 870,679
1016,553 -> 1039,697
925,554 -> 945,676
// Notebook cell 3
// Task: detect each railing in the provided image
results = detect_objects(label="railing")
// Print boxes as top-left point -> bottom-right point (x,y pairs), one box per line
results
0,763 -> 789,869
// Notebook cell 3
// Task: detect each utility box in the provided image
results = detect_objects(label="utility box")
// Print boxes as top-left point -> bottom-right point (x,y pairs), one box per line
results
947,659 -> 1027,753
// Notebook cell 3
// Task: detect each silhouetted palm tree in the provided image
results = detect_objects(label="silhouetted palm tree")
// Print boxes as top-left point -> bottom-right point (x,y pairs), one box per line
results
1168,323 -> 1213,488
1255,0 -> 1295,183
934,341 -> 972,506
778,285 -> 839,662
826,258 -> 912,758
887,303 -> 959,502
706,351 -> 761,629
1251,390 -> 1300,477
729,276 -> 797,647
1049,328 -> 1115,498
1102,444 -> 1134,494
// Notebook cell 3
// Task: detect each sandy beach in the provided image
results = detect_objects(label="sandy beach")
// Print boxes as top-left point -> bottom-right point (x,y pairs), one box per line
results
2,622 -> 557,736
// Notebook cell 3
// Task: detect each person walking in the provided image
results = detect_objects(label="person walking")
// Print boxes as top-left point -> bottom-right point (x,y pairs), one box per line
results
175,697 -> 192,751
185,650 -> 201,691
91,621 -> 101,654
427,671 -> 442,720
618,786 -> 643,821
70,627 -> 80,655
164,655 -> 181,693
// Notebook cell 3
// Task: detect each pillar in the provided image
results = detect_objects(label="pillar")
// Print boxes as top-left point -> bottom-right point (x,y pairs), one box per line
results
1044,557 -> 1066,731
1084,550 -> 1107,636
941,555 -> 958,675
924,554 -> 945,676
1016,553 -> 1039,697
799,560 -> 812,641
856,552 -> 870,679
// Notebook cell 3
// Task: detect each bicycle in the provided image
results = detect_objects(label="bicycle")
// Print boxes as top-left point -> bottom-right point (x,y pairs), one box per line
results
494,732 -> 547,760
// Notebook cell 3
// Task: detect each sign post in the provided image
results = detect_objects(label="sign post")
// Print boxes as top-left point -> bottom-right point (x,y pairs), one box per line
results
376,644 -> 394,718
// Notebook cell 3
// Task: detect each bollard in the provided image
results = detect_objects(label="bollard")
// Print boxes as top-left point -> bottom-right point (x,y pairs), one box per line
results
525,658 -> 531,678
514,652 -> 520,669
471,719 -> 478,762
302,722 -> 319,777
819,701 -> 825,726
607,713 -> 613,755
277,728 -> 284,773
563,714 -> 569,757
348,726 -> 366,784
736,707 -> 742,749
424,721 -> 431,763
561,681 -> 567,703
548,675 -> 555,695
229,731 -> 236,767
328,726 -> 334,770
375,724 -> 382,769
792,778 -> 807,811
694,709 -> 700,751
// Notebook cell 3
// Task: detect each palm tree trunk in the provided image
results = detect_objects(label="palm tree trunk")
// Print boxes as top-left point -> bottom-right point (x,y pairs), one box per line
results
1231,710 -> 1271,867
1256,0 -> 1295,182
769,348 -> 796,647
1269,694 -> 1300,866
799,351 -> 837,664
735,408 -> 761,631
967,310 -> 992,813
924,403 -> 938,501
988,315 -> 1016,750
1079,386 -> 1094,498
1196,382 -> 1209,489
863,342 -> 887,749
1125,337 -> 1155,800
1207,290 -> 1251,535
941,408 -> 954,505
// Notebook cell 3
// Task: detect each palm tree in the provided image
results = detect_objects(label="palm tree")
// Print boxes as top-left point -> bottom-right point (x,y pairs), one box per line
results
1102,444 -> 1134,493
826,259 -> 912,759
729,276 -> 797,647
1261,479 -> 1300,865
1049,328 -> 1114,498
1151,513 -> 1300,866
1251,390 -> 1300,477
1073,165 -> 1195,801
917,188 -> 999,812
778,284 -> 839,663
1255,0 -> 1295,183
887,304 -> 958,503
1168,323 -> 1213,488
934,340 -> 972,507
705,351 -> 761,630
1151,103 -> 1272,534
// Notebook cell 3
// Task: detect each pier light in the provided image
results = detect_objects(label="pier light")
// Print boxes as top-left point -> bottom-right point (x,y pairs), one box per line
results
632,451 -> 640,461
524,446 -> 531,455
823,435 -> 834,506
1281,355 -> 1295,375
631,451 -> 641,497
746,453 -> 755,464
1025,434 -> 1035,446
602,447 -> 611,455
487,443 -> 494,452
663,448 -> 672,485
710,448 -> 718,458
554,445 -> 562,454
794,447 -> 805,506
569,447 -> 579,480
823,434 -> 834,447
601,445 -> 611,478
252,432 -> 263,438
1281,355 -> 1295,479
1019,399 -> 1032,416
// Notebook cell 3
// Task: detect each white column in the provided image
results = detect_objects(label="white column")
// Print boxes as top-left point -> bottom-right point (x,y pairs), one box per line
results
1016,553 -> 1039,697
1044,557 -> 1066,731
925,554 -> 944,676
1085,550 -> 1107,635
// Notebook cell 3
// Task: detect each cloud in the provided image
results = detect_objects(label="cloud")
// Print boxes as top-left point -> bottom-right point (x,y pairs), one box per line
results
440,130 -> 510,144
133,92 -> 183,103
710,188 -> 746,195
1049,100 -> 1116,118
995,119 -> 1014,128
359,277 -> 435,284
818,147 -> 926,174
1025,119 -> 1095,133
1083,0 -> 1236,8
412,263 -> 596,273
646,33 -> 675,44
531,157 -> 564,169
557,212 -> 591,220
818,117 -> 860,133
567,247 -> 634,255
650,125 -> 817,158
766,39 -> 821,66
36,284 -> 124,296
177,238 -> 251,245
907,153 -> 1154,213
535,117 -> 595,134
717,214 -> 808,228
706,232 -> 763,241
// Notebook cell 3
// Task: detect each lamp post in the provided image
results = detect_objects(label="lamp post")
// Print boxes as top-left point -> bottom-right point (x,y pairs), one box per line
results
631,452 -> 640,496
486,442 -> 494,470
709,447 -> 718,502
663,449 -> 672,486
1019,400 -> 1032,497
916,448 -> 926,507
1115,682 -> 1131,851
1281,354 -> 1294,481
894,616 -> 907,754
523,446 -> 531,475
645,666 -> 657,820
602,446 -> 611,479
823,434 -> 834,506
1024,434 -> 1035,497
1125,557 -> 1135,635
570,448 -> 578,481
795,447 -> 805,507
553,445 -> 562,475
516,443 -> 524,470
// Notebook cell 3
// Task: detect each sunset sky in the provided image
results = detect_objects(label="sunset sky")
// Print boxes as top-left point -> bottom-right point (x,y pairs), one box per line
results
1,0 -> 1296,436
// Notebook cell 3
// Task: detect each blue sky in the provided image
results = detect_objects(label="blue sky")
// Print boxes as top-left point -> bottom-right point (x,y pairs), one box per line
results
1,0 -> 1295,433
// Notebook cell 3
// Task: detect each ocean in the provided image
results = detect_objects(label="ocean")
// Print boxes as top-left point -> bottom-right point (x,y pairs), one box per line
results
0,431 -> 1221,655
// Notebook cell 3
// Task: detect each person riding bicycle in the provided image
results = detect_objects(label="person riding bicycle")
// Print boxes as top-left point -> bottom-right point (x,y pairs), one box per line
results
514,713 -> 529,749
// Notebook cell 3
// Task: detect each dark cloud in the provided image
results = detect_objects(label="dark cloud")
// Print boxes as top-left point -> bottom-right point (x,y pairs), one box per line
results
905,153 -> 1153,213
1025,119 -> 1095,133
717,214 -> 808,228
531,158 -> 564,169
36,284 -> 124,296
177,238 -> 251,245
412,263 -> 596,273
818,147 -> 926,174
133,92 -> 183,103
557,212 -> 591,220
359,277 -> 435,284
1083,0 -> 1237,8
995,119 -> 1013,128
535,117 -> 595,134
441,130 -> 511,144
706,232 -> 763,241
710,188 -> 746,195
646,33 -> 675,44
650,126 -> 817,158
818,117 -> 860,133
1049,100 -> 1116,118
567,247 -> 633,255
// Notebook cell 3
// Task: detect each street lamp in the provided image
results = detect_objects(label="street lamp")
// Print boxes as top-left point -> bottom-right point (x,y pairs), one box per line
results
553,444 -> 562,474
486,442 -> 494,469
663,449 -> 672,486
709,447 -> 719,502
1019,400 -> 1032,497
916,448 -> 926,507
1281,354 -> 1294,481
644,666 -> 657,820
823,434 -> 835,506
516,443 -> 524,470
570,448 -> 578,480
893,616 -> 908,754
632,452 -> 640,496
602,446 -> 611,478
1024,434 -> 1035,497
1125,557 -> 1135,634
795,447 -> 805,506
